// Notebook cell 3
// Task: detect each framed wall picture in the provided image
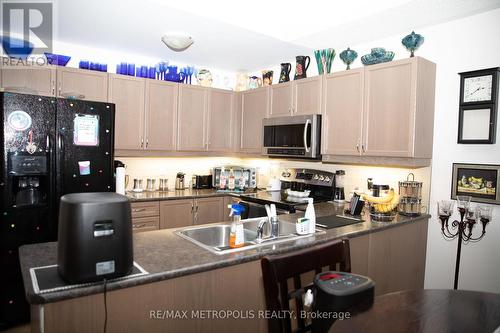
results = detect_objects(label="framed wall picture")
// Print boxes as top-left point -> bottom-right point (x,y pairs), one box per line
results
458,104 -> 496,144
451,163 -> 500,204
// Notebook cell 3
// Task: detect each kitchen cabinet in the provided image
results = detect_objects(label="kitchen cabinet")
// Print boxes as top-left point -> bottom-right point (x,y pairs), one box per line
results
293,76 -> 322,115
108,74 -> 146,150
56,67 -> 108,102
269,77 -> 322,117
362,57 -> 435,158
240,87 -> 269,153
0,63 -> 56,96
322,57 -> 436,162
322,68 -> 364,155
269,82 -> 293,117
207,88 -> 234,152
177,85 -> 208,151
194,197 -> 224,225
131,202 -> 160,233
144,80 -> 178,151
160,199 -> 193,229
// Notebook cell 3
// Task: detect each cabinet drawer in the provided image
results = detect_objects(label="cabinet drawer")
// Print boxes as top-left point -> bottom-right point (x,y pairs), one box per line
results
132,216 -> 159,233
131,202 -> 159,218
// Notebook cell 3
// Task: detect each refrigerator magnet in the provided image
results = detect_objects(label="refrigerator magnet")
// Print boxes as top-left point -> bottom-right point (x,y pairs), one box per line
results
78,161 -> 91,176
73,114 -> 99,146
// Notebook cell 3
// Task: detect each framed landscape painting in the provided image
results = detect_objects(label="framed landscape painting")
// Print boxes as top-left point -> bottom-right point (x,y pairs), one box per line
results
451,163 -> 500,204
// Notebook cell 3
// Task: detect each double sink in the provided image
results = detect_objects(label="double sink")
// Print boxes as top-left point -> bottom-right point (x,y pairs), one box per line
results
175,218 -> 324,255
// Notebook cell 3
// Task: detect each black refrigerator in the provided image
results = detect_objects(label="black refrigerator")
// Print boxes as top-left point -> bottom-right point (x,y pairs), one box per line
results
0,92 -> 115,329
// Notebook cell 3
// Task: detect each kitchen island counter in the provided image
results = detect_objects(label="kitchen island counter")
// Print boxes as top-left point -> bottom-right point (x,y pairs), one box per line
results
19,203 -> 429,305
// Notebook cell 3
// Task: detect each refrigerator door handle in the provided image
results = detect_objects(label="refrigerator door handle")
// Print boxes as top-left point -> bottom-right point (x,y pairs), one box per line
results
57,133 -> 65,191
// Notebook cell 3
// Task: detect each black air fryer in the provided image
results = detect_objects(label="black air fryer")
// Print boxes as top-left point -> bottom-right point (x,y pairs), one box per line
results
57,192 -> 133,283
312,271 -> 375,333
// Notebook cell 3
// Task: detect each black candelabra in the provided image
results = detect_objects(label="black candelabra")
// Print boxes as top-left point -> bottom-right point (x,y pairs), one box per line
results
437,196 -> 493,289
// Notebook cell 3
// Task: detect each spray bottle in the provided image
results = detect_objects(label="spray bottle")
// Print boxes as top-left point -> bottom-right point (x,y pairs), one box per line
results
229,204 -> 246,248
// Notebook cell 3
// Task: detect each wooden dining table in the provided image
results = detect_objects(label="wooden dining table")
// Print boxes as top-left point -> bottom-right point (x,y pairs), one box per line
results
330,289 -> 500,333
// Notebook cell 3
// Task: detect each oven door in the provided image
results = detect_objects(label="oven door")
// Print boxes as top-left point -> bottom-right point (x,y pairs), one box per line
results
262,114 -> 321,159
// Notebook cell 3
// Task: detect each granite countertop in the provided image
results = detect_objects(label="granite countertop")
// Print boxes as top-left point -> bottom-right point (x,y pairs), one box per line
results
19,202 -> 431,305
126,188 -> 252,202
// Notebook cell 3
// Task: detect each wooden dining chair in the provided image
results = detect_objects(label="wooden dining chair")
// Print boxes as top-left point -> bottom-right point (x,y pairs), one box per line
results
261,239 -> 351,333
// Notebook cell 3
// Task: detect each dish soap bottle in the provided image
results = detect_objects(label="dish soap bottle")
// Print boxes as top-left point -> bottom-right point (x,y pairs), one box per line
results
229,204 -> 245,248
305,198 -> 316,234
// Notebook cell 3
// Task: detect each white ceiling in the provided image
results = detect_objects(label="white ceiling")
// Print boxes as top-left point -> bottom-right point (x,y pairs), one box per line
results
53,0 -> 500,72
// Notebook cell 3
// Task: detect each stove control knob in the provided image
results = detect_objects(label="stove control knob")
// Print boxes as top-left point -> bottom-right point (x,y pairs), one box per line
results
324,176 -> 331,182
313,174 -> 319,180
319,175 -> 325,181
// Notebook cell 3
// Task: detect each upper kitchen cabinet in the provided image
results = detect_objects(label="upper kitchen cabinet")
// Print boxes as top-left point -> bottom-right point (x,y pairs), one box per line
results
362,57 -> 436,158
144,80 -> 178,151
269,82 -> 293,117
269,77 -> 322,117
108,74 -> 146,150
322,57 -> 436,166
207,88 -> 234,152
177,85 -> 208,151
240,87 -> 269,153
0,63 -> 56,96
56,67 -> 108,102
293,76 -> 322,115
322,68 -> 364,156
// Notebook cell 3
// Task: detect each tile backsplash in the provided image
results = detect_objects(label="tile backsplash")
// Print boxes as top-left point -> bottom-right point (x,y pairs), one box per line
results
118,156 -> 431,204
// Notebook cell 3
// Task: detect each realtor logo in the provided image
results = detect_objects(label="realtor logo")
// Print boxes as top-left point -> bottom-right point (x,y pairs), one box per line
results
2,1 -> 53,56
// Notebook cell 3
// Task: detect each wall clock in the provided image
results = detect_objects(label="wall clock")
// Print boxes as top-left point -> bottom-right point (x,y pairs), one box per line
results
459,67 -> 499,105
458,67 -> 499,144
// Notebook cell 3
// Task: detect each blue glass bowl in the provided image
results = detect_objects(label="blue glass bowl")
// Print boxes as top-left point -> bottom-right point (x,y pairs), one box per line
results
1,36 -> 33,59
402,31 -> 424,57
361,48 -> 395,65
339,48 -> 358,70
44,53 -> 71,66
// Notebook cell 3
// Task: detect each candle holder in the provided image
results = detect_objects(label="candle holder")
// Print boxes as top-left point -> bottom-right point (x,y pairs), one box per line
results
437,196 -> 493,289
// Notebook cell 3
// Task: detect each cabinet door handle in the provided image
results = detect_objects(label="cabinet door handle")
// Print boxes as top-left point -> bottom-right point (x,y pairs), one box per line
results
140,139 -> 144,148
146,139 -> 149,148
133,223 -> 146,229
356,143 -> 360,153
132,208 -> 146,212
58,82 -> 62,96
362,143 -> 366,153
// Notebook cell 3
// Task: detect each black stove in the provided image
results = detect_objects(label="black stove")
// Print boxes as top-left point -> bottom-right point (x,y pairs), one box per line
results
238,168 -> 335,214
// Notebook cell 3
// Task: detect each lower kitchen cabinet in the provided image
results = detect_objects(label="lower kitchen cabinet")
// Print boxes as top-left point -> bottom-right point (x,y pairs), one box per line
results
131,202 -> 160,233
160,199 -> 194,229
194,197 -> 224,225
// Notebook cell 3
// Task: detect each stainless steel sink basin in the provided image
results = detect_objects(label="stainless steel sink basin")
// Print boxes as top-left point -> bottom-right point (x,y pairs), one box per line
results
175,218 -> 324,255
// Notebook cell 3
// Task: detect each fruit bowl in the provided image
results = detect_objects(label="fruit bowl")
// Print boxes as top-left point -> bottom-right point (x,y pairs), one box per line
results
363,188 -> 400,221
370,211 -> 397,222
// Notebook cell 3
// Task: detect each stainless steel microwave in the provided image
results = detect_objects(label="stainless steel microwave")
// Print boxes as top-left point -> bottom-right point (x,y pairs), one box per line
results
262,114 -> 321,159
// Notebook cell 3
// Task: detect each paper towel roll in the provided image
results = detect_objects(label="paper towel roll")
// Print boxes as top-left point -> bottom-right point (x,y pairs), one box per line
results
116,167 -> 126,195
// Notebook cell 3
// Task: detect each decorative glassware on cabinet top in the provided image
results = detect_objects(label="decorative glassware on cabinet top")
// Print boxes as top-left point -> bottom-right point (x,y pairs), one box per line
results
361,48 -> 395,66
402,31 -> 424,57
339,48 -> 357,70
314,48 -> 335,74
196,69 -> 213,87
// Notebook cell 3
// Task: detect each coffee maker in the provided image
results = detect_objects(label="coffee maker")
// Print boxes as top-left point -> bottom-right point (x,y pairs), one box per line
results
334,170 -> 345,202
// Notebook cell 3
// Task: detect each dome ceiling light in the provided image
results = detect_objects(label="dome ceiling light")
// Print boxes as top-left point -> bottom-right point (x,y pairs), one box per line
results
161,33 -> 194,52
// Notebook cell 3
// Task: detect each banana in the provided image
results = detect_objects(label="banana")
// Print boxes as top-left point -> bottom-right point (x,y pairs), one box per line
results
373,191 -> 400,213
363,189 -> 394,204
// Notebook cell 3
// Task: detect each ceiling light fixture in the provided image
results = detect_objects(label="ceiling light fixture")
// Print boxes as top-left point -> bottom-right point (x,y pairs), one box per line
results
161,33 -> 194,52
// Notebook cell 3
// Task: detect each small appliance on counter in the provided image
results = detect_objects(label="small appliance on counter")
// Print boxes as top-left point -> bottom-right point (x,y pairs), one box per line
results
266,176 -> 281,191
334,170 -> 346,202
114,160 -> 126,195
311,271 -> 375,333
192,174 -> 213,189
367,178 -> 390,197
175,172 -> 186,190
57,192 -> 133,283
212,166 -> 257,190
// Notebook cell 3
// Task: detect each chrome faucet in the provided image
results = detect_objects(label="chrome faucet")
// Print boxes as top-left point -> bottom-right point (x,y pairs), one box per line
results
256,216 -> 280,243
